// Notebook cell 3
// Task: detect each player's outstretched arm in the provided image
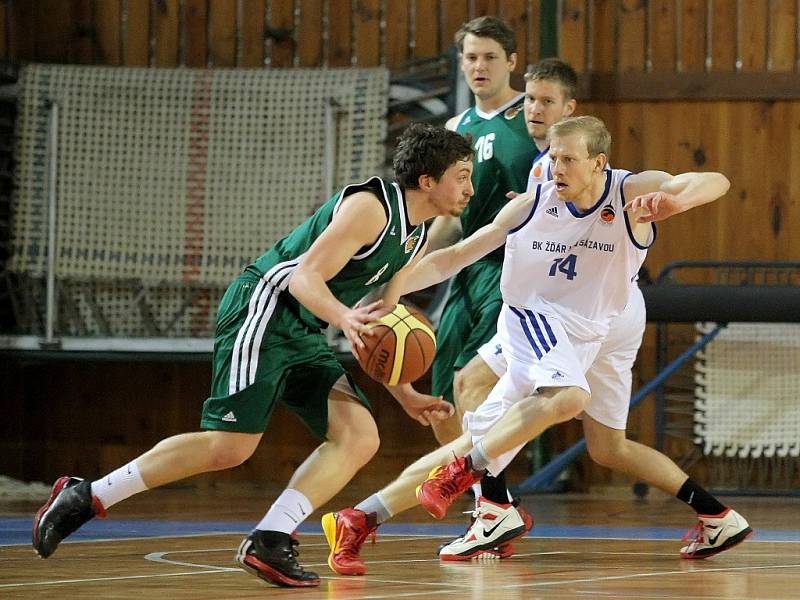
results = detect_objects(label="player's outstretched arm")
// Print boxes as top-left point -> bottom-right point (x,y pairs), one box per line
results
624,170 -> 730,224
396,190 -> 537,296
287,191 -> 388,350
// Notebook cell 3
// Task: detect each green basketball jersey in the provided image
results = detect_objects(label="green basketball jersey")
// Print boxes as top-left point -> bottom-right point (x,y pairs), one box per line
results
456,93 -> 538,262
247,176 -> 427,330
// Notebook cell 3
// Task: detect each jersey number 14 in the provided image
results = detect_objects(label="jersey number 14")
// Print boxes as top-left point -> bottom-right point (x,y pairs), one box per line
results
549,254 -> 578,280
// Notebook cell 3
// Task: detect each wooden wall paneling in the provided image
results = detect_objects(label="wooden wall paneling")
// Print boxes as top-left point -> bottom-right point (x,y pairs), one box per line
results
8,0 -> 32,63
500,0 -> 530,71
152,0 -> 179,66
95,0 -> 122,65
679,0 -> 706,71
708,0 -> 736,71
472,0 -> 499,18
384,0 -> 410,68
649,0 -> 676,71
353,0 -> 380,66
611,102 -> 646,173
589,0 -> 615,71
297,0 -> 323,67
73,0 -> 95,64
527,0 -> 540,66
267,0 -> 295,67
239,0 -> 265,67
183,0 -> 208,67
768,0 -> 797,71
29,0 -> 72,63
208,0 -> 237,66
440,0 -> 467,56
784,103 -> 800,258
0,0 -> 6,64
740,0 -> 768,71
763,101 -> 793,258
713,102 -> 761,260
617,0 -> 646,72
124,0 -> 151,66
412,0 -> 438,59
327,0 -> 352,66
560,0 -> 587,73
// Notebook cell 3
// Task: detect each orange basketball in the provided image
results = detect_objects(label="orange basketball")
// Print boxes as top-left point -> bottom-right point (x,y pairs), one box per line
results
355,304 -> 437,385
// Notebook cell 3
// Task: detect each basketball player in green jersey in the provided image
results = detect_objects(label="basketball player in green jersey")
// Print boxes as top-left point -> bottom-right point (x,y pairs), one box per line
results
390,19 -> 577,559
31,123 -> 471,588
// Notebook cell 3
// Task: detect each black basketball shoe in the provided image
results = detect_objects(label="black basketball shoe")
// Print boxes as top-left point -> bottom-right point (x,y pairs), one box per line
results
235,530 -> 320,587
33,476 -> 107,558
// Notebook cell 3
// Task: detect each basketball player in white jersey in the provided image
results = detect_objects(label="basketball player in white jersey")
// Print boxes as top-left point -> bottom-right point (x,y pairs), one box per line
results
321,116 -> 751,573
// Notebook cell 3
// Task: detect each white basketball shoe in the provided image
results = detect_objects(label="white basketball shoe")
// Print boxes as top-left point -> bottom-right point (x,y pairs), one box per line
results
680,508 -> 752,559
439,497 -> 532,561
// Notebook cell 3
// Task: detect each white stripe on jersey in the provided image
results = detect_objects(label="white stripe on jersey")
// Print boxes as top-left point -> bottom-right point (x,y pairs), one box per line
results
501,169 -> 655,341
229,259 -> 299,394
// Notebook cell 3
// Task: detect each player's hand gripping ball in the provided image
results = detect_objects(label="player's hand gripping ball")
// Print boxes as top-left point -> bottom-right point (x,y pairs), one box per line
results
355,304 -> 436,385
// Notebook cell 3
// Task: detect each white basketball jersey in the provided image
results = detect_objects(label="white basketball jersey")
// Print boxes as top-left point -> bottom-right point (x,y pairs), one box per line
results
501,169 -> 656,341
526,147 -> 552,191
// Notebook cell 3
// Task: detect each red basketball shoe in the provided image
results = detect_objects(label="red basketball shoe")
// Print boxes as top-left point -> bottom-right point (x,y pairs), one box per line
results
416,456 -> 482,519
321,508 -> 377,575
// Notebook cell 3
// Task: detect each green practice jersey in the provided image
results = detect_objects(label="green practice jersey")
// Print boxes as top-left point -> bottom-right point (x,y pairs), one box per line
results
247,176 -> 427,330
455,93 -> 538,262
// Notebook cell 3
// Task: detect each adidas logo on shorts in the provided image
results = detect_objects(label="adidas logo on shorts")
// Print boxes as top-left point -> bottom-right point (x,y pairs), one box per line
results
222,411 -> 237,423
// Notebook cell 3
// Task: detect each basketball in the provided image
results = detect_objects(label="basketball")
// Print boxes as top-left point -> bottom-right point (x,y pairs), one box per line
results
355,304 -> 437,385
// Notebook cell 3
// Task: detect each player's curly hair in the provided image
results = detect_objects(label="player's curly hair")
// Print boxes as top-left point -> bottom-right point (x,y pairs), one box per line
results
393,123 -> 474,189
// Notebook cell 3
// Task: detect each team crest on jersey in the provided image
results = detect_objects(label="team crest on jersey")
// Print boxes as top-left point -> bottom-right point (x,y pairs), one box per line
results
600,204 -> 616,223
532,164 -> 543,178
404,235 -> 420,254
504,104 -> 523,120
365,262 -> 389,285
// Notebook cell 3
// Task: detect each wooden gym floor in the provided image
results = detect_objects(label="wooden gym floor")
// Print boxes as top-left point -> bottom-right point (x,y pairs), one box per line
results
2,485 -> 799,599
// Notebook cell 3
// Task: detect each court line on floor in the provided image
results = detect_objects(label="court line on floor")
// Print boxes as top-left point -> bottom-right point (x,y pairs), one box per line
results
6,549 -> 799,593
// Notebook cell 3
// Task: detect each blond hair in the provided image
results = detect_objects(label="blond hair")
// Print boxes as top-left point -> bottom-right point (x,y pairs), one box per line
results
548,115 -> 611,159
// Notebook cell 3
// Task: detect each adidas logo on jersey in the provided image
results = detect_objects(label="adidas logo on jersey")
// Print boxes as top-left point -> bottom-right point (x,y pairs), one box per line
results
546,206 -> 559,218
222,411 -> 237,423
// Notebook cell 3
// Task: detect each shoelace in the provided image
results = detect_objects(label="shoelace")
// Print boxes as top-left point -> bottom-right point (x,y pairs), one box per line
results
681,521 -> 705,547
287,538 -> 300,559
338,525 -> 378,559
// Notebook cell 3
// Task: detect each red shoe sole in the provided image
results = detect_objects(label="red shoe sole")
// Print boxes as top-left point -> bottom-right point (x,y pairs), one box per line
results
238,555 -> 320,587
680,528 -> 754,559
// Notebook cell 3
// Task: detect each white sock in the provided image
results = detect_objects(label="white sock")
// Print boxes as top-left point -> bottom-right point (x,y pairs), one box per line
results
90,460 -> 148,510
471,483 -> 483,506
256,489 -> 313,535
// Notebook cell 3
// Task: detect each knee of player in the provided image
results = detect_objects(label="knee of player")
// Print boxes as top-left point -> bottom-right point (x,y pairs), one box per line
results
586,439 -> 614,467
587,434 -> 627,468
553,387 -> 591,422
337,423 -> 381,465
206,434 -> 258,470
453,365 -> 494,414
